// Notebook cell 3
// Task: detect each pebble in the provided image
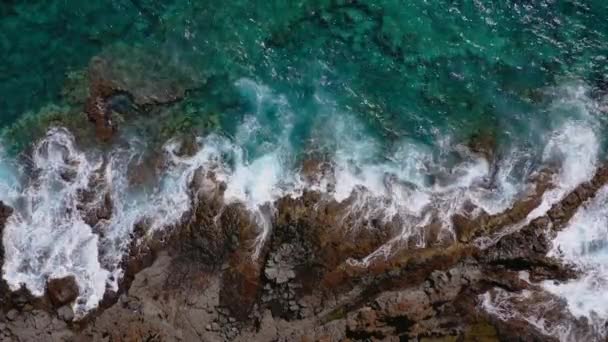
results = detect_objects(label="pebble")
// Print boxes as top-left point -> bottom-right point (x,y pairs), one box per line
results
5,310 -> 18,321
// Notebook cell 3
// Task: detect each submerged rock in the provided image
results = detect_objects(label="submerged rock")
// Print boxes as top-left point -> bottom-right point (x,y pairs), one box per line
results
85,44 -> 202,140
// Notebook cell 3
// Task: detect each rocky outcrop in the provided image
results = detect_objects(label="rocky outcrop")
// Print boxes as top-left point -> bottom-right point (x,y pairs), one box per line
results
1,162 -> 608,341
46,277 -> 79,307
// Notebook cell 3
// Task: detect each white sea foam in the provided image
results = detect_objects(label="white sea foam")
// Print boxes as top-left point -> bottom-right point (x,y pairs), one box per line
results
474,84 -> 601,249
1,129 -> 204,317
525,84 -> 600,223
542,185 -> 608,335
0,145 -> 20,204
316,110 -> 528,250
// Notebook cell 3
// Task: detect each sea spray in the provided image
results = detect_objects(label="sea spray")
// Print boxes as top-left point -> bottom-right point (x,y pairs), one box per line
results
0,80 -> 537,314
478,84 -> 607,341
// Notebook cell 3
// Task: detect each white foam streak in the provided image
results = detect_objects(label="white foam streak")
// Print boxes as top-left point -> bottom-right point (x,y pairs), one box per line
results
526,85 -> 600,223
322,114 -> 521,245
480,289 -> 579,341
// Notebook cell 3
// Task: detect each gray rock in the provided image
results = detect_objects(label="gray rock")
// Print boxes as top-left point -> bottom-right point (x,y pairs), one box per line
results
57,305 -> 74,322
33,311 -> 52,330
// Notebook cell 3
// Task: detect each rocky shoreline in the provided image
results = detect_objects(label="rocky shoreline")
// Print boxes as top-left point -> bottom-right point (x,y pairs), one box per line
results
0,49 -> 606,342
0,161 -> 607,341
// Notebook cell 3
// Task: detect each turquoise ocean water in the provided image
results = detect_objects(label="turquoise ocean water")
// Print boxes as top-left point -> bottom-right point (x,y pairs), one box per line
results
1,1 -> 608,338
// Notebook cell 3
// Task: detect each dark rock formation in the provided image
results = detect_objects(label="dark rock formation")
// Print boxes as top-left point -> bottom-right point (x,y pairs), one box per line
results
0,202 -> 15,310
46,276 -> 79,307
0,201 -> 12,262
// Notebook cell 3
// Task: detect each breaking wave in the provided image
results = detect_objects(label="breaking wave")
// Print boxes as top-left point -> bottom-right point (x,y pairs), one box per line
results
543,184 -> 608,336
0,80 -> 605,325
479,84 -> 607,341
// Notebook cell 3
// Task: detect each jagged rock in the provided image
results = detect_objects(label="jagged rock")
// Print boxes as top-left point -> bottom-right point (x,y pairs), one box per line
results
453,170 -> 553,243
46,276 -> 79,307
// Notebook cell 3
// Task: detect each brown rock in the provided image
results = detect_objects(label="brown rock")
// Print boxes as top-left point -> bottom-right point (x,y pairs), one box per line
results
452,213 -> 478,243
47,276 -> 79,307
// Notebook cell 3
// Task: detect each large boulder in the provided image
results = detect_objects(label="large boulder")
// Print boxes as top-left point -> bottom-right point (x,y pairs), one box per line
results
46,276 -> 79,307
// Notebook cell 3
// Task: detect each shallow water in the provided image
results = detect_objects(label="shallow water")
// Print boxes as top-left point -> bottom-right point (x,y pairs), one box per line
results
1,0 -> 608,334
